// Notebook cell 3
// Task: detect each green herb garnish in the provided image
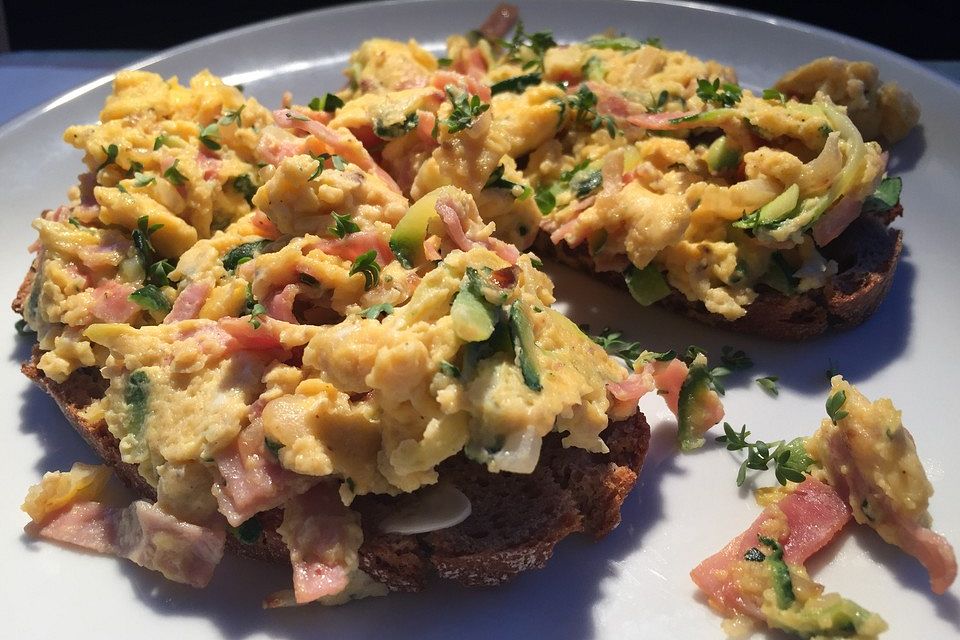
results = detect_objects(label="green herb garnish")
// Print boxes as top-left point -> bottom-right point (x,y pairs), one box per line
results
265,439 -> 283,457
218,105 -> 245,127
501,21 -> 556,72
490,72 -> 542,95
97,143 -> 119,171
762,88 -> 786,103
222,239 -> 270,272
349,250 -> 381,290
756,376 -> 780,396
15,318 -> 35,335
133,172 -> 156,187
308,93 -> 344,113
861,176 -> 902,215
163,159 -> 188,186
329,211 -> 360,238
720,345 -> 753,371
826,390 -> 848,424
362,303 -> 394,319
439,361 -> 461,378
199,122 -> 221,150
232,174 -> 257,204
589,327 -> 648,368
129,284 -> 171,313
716,423 -> 811,487
440,87 -> 490,134
228,517 -> 263,544
534,187 -> 556,215
584,35 -> 661,51
374,112 -> 419,139
696,78 -> 743,108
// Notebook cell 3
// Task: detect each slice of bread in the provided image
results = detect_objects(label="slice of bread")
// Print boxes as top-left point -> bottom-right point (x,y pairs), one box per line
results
534,206 -> 903,341
18,340 -> 650,591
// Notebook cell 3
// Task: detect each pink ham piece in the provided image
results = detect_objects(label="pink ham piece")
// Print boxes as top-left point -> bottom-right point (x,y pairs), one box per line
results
416,110 -> 438,146
197,150 -> 221,182
690,477 -> 851,618
431,70 -> 492,102
477,2 -> 519,40
164,280 -> 213,324
820,419 -> 957,595
811,196 -> 863,247
454,46 -> 488,80
607,372 -> 653,404
436,197 -> 480,253
434,196 -> 520,264
625,111 -> 698,131
265,283 -> 300,324
889,517 -> 957,595
309,231 -> 393,266
212,418 -> 315,528
250,210 -> 281,240
812,152 -> 890,247
486,236 -> 521,264
92,280 -> 140,323
256,128 -> 308,166
547,195 -> 597,247
273,109 -> 402,194
77,236 -> 131,270
647,358 -> 689,416
278,483 -> 360,604
218,317 -> 285,351
28,500 -> 225,588
435,195 -> 519,264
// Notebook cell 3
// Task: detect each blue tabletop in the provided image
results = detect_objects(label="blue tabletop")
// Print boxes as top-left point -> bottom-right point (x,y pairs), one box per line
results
1,50 -> 958,129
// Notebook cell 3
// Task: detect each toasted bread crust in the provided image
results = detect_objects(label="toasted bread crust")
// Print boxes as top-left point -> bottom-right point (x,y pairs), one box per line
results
20,348 -> 650,591
534,207 -> 903,341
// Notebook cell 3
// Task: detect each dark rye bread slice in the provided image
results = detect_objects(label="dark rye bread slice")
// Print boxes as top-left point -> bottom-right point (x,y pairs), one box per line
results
534,206 -> 903,341
20,349 -> 650,592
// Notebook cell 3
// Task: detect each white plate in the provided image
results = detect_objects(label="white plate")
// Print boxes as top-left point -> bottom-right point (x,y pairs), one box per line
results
2,1 -> 958,638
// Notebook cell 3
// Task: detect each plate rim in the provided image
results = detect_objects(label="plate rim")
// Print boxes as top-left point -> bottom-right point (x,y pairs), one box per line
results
1,0 -> 958,140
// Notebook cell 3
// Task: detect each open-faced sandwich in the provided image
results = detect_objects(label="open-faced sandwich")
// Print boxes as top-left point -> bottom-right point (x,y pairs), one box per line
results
14,2 -> 933,617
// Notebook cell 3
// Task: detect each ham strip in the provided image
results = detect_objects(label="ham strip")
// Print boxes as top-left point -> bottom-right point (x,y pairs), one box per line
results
477,3 -> 519,40
197,149 -> 221,181
547,195 -> 597,247
28,500 -> 225,588
218,317 -> 285,351
431,71 -> 492,102
625,111 -> 697,131
92,280 -> 139,323
821,420 -> 957,595
264,283 -> 300,324
416,110 -> 438,146
690,478 -> 851,618
647,358 -> 688,416
277,483 -> 362,604
164,281 -> 213,324
77,236 -> 130,270
212,419 -> 315,527
435,195 -> 518,264
454,46 -> 488,81
250,210 -> 281,240
485,236 -> 520,264
256,128 -> 308,165
273,110 -> 402,194
309,231 -> 393,266
436,197 -> 480,252
811,196 -> 862,247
